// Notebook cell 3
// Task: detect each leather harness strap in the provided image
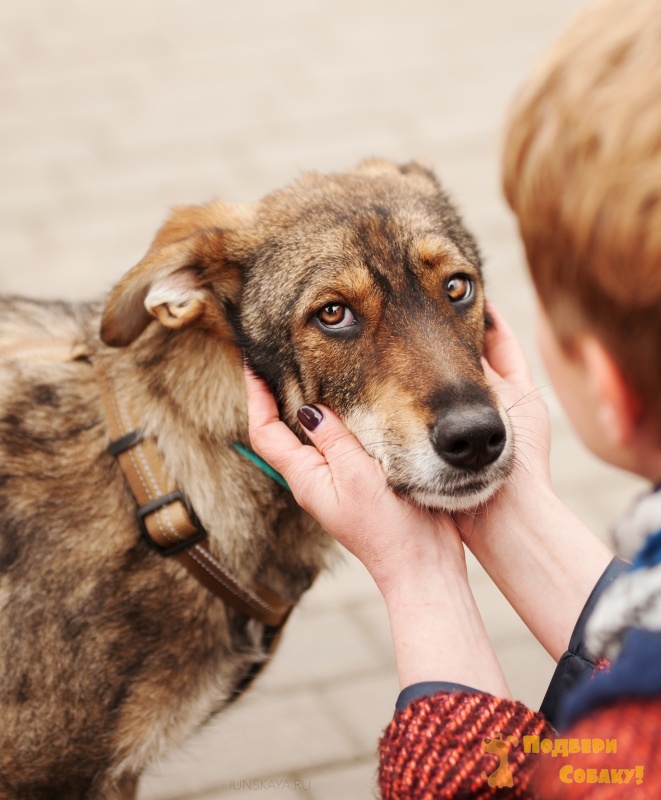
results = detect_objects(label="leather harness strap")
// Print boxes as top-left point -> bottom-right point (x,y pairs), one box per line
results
95,355 -> 293,628
1,337 -> 293,629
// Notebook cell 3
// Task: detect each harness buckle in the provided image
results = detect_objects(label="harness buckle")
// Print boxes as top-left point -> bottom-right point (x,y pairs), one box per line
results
137,491 -> 207,556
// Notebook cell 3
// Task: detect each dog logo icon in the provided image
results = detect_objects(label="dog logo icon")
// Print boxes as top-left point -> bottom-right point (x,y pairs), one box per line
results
482,733 -> 519,788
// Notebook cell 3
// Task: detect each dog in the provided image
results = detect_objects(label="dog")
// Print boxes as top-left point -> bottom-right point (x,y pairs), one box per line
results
0,159 -> 513,799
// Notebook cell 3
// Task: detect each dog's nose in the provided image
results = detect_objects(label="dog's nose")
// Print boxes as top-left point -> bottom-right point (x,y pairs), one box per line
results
432,405 -> 506,472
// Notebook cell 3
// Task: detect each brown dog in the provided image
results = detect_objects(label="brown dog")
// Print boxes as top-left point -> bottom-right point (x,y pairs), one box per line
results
0,159 -> 512,799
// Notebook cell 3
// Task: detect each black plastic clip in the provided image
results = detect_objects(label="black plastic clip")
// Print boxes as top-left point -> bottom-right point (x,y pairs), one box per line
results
137,491 -> 207,556
108,429 -> 144,457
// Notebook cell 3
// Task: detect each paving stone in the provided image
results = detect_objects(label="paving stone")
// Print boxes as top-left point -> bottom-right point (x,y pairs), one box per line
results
138,688 -> 357,800
255,602 -> 389,693
306,759 -> 381,800
301,550 -> 379,613
318,669 -> 402,754
194,774 -> 313,800
351,595 -> 400,665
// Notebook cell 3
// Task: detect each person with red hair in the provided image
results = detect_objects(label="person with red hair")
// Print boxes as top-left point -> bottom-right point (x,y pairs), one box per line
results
246,0 -> 661,794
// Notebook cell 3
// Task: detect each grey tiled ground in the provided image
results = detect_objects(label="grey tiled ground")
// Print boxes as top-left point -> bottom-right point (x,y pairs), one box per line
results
0,2 -> 647,798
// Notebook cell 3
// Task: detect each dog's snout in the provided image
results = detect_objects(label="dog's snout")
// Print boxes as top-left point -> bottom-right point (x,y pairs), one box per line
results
432,405 -> 506,472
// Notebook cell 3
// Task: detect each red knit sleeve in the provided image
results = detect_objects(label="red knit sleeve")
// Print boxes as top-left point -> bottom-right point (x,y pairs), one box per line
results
378,691 -> 554,799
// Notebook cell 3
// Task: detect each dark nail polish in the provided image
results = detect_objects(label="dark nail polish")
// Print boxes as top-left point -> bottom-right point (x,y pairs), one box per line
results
297,404 -> 324,431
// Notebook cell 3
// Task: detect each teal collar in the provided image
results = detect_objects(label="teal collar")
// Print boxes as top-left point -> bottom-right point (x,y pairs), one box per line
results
232,442 -> 291,492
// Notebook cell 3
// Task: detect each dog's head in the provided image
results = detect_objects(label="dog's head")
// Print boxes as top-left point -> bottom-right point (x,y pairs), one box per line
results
101,159 -> 513,511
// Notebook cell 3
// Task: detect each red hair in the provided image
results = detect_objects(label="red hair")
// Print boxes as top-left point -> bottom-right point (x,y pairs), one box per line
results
502,0 -> 661,425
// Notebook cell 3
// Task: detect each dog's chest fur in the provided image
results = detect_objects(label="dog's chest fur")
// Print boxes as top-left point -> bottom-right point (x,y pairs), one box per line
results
0,296 -> 328,796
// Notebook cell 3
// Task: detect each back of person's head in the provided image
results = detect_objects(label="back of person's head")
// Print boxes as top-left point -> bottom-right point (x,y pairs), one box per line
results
502,0 -> 661,428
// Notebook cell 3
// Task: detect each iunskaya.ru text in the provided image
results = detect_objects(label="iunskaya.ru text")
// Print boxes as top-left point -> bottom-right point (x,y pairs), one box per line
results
230,778 -> 311,791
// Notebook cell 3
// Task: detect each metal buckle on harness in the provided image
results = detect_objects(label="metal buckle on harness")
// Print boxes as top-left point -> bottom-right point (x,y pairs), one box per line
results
137,491 -> 207,557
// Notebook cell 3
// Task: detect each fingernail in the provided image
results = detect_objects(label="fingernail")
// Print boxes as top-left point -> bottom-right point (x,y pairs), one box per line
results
297,404 -> 324,431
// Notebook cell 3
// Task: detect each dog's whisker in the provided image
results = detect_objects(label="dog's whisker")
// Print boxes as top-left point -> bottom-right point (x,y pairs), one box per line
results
508,411 -> 548,419
324,441 -> 395,467
371,477 -> 396,508
511,452 -> 535,479
512,432 -> 539,453
506,385 -> 551,411
511,424 -> 550,442
512,431 -> 548,449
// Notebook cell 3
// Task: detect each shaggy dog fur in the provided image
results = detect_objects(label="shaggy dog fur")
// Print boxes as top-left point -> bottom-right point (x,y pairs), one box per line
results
0,159 -> 512,798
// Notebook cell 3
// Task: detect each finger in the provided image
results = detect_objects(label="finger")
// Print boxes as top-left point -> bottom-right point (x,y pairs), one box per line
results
480,355 -> 503,387
245,369 -> 385,518
483,302 -> 532,381
244,367 -> 283,430
244,367 -> 326,477
297,403 -> 385,485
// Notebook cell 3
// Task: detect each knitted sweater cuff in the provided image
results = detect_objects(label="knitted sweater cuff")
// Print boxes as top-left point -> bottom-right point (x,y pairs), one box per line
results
379,691 -> 553,799
396,681 -> 481,711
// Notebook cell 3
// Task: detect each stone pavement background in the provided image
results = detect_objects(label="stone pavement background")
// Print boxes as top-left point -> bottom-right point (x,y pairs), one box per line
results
0,1 -> 646,798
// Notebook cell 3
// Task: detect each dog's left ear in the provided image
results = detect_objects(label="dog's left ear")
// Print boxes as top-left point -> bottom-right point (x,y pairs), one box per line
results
353,157 -> 440,187
101,204 -> 250,347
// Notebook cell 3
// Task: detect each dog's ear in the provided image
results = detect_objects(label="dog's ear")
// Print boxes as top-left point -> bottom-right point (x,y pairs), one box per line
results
353,157 -> 439,187
101,204 -> 251,347
353,158 -> 403,177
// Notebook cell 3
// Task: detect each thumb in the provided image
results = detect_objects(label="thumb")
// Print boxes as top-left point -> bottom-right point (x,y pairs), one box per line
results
483,301 -> 532,382
296,404 -> 383,485
245,365 -> 384,519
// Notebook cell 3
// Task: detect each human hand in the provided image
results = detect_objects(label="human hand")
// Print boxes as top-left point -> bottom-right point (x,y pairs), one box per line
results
245,366 -> 510,693
483,303 -> 552,490
455,304 -> 553,545
244,367 -> 467,599
455,305 -> 612,659
456,302 -> 553,544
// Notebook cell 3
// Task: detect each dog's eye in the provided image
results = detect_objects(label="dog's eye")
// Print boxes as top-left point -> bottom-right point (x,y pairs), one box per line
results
446,274 -> 474,303
317,303 -> 356,329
